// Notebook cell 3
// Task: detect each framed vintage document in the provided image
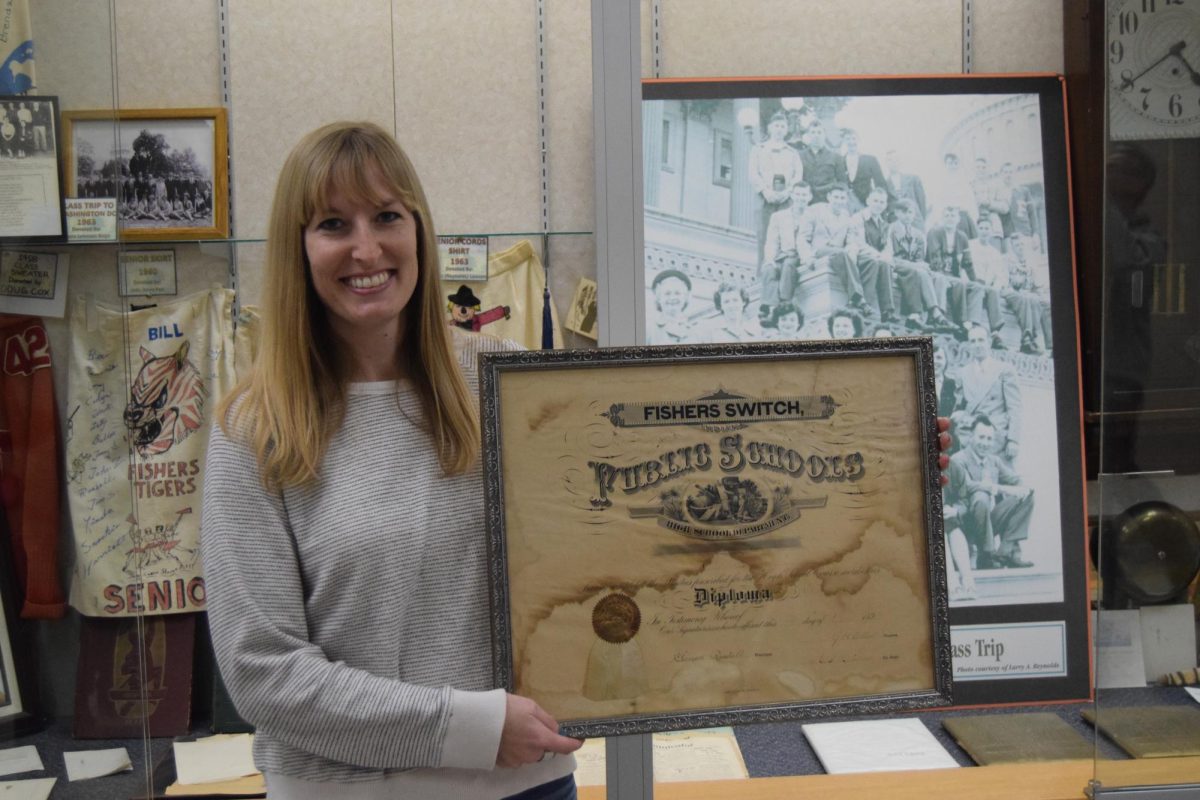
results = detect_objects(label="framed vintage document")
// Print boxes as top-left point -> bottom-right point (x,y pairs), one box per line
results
481,338 -> 951,737
0,95 -> 65,243
62,108 -> 229,241
643,75 -> 1089,706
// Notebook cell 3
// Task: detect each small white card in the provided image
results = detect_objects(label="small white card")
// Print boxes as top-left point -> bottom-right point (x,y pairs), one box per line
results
0,778 -> 54,800
1186,687 -> 1200,704
0,748 -> 41,778
64,197 -> 118,242
118,249 -> 177,297
437,236 -> 488,282
63,748 -> 132,782
1093,609 -> 1147,689
1140,604 -> 1197,684
173,734 -> 257,785
0,251 -> 68,318
802,718 -> 959,774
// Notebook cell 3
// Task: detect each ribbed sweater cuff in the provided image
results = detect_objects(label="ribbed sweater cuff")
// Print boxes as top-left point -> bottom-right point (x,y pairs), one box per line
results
439,688 -> 506,770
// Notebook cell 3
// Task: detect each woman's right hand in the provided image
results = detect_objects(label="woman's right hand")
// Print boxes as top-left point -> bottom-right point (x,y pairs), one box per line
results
496,693 -> 583,768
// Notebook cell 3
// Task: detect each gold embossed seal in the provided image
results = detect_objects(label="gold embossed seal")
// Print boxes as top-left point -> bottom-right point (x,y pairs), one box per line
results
592,593 -> 641,644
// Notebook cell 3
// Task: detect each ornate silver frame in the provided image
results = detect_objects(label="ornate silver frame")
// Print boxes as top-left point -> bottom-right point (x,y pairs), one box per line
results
480,337 -> 951,738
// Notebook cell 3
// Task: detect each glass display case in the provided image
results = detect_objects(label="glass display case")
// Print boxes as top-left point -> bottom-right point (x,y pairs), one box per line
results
2,1 -> 1196,798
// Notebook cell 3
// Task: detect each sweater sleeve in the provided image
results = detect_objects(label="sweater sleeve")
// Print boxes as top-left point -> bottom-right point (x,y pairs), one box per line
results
200,421 -> 506,771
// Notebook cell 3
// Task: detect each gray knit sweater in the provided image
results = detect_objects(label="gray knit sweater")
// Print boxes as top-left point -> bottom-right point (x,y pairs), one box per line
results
201,331 -> 573,795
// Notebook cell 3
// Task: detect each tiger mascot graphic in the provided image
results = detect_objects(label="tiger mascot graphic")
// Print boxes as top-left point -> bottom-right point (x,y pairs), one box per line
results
123,340 -> 206,457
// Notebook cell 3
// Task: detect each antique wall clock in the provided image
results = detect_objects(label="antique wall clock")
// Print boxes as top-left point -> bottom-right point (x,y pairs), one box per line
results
1066,0 -> 1200,476
1108,0 -> 1200,140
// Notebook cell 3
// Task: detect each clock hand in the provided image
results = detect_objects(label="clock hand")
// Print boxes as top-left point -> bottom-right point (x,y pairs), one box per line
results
1120,41 -> 1188,91
1170,44 -> 1200,86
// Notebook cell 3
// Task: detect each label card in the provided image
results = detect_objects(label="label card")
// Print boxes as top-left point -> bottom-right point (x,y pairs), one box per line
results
65,198 -> 118,242
118,250 -> 177,297
438,236 -> 488,282
0,251 -> 68,318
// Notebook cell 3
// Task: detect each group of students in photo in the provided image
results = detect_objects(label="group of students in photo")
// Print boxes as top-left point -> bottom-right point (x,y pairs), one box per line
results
75,152 -> 214,224
0,100 -> 51,159
746,109 -> 1053,357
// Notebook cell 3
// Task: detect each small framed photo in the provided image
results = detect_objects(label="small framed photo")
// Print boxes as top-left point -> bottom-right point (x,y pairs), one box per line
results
0,95 -> 65,243
62,108 -> 229,241
481,338 -> 952,737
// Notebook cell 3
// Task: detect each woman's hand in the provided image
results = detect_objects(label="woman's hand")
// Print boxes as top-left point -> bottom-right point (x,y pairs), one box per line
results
496,693 -> 583,768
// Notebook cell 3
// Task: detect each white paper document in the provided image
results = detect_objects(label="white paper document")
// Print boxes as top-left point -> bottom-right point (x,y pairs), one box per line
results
802,718 -> 960,774
0,748 -> 42,778
63,748 -> 132,782
173,734 -> 258,785
1093,609 -> 1147,689
0,778 -> 54,800
1139,604 -> 1197,684
574,728 -> 749,786
1186,687 -> 1200,704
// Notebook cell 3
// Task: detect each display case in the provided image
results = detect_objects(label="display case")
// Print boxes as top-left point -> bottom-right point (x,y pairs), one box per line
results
1,1 -> 1196,798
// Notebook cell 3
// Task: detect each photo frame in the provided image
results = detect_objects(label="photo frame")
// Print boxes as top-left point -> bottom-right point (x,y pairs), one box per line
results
0,513 -> 40,736
641,75 -> 1089,705
481,339 -> 952,737
0,95 -> 65,243
62,107 -> 229,241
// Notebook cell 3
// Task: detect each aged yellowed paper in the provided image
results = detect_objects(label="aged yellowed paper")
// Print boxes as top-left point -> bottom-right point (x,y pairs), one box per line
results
493,350 -> 940,728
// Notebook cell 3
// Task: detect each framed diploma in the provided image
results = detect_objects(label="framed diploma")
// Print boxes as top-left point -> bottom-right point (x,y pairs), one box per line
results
481,338 -> 952,737
0,95 -> 65,243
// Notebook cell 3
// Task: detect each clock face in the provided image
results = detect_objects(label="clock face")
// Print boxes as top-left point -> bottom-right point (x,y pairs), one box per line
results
1108,0 -> 1200,140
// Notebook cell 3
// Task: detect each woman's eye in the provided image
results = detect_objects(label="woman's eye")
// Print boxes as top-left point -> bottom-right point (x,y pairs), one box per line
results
378,210 -> 403,223
315,217 -> 343,231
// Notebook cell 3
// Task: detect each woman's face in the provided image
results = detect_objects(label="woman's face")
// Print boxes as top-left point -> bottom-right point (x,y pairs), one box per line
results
719,290 -> 745,320
655,277 -> 689,318
303,167 -> 419,345
830,315 -> 856,339
777,311 -> 801,338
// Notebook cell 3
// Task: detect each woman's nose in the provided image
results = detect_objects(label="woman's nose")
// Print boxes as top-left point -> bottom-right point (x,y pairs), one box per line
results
350,223 -> 382,261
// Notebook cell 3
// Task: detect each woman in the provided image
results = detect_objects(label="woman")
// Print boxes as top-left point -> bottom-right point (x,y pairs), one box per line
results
202,122 -> 580,798
692,281 -> 760,343
765,302 -> 804,341
646,268 -> 693,345
826,306 -> 864,339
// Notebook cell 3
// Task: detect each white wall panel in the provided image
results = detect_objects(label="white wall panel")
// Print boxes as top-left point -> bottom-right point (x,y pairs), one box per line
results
114,1 -> 221,108
32,0 -> 117,110
545,0 -> 594,234
657,0 -> 963,77
227,0 -> 394,239
973,0 -> 1064,74
392,0 -> 540,236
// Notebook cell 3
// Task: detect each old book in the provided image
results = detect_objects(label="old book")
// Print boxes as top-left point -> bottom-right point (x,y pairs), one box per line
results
943,713 -> 1094,765
73,614 -> 194,738
1082,707 -> 1200,758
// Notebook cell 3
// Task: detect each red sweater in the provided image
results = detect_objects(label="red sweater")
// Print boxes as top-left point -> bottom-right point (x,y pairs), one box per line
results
0,315 -> 65,618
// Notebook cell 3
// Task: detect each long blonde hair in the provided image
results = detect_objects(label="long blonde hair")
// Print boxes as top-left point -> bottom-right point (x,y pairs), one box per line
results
221,121 -> 479,487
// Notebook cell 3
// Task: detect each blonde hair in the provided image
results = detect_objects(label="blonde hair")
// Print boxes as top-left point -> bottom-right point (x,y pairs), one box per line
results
221,121 -> 478,487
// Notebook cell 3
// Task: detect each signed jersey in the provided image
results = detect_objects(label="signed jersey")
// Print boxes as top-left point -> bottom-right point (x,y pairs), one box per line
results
0,315 -> 65,619
66,288 -> 236,617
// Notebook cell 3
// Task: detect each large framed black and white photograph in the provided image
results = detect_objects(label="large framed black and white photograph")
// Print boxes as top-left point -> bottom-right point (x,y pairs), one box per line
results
62,108 -> 229,242
0,95 -> 65,243
642,75 -> 1088,704
481,339 -> 952,737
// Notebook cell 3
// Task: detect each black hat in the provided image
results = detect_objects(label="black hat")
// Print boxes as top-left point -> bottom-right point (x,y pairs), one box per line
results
447,285 -> 481,307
